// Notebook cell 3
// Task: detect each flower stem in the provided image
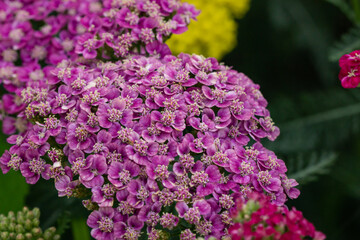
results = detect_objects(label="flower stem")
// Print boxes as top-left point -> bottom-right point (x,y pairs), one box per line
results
352,0 -> 360,23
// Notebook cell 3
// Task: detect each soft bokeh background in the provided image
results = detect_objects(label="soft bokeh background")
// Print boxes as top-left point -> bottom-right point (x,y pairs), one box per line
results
1,0 -> 360,239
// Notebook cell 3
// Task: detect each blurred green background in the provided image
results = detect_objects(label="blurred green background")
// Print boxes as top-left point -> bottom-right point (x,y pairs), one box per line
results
1,0 -> 360,239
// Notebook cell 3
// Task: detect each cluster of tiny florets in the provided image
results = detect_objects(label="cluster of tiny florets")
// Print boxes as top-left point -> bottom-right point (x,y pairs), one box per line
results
338,50 -> 360,88
229,192 -> 326,240
0,0 -> 199,134
1,51 -> 299,239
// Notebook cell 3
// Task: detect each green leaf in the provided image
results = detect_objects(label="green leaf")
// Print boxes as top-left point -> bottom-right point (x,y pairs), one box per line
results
56,211 -> 72,236
270,0 -> 336,85
287,152 -> 337,185
72,218 -> 91,240
325,0 -> 356,23
25,179 -> 88,230
0,130 -> 29,214
329,25 -> 360,62
0,171 -> 29,214
266,88 -> 360,153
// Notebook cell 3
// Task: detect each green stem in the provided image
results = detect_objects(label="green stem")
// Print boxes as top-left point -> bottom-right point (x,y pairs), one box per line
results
352,0 -> 360,23
72,218 -> 90,240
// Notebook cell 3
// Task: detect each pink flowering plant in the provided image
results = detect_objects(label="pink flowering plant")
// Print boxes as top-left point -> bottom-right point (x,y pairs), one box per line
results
228,192 -> 325,240
0,1 -> 327,240
1,52 -> 300,239
0,0 -> 199,135
338,50 -> 360,88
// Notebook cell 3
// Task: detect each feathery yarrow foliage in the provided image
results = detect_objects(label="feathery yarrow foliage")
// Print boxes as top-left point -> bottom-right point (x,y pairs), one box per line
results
229,192 -> 325,240
0,207 -> 60,240
167,0 -> 251,59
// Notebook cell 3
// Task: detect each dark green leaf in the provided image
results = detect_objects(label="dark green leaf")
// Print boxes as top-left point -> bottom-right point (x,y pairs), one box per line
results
329,25 -> 360,62
287,152 -> 337,184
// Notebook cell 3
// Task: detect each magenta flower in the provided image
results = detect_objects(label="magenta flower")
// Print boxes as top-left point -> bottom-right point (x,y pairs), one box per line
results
190,162 -> 222,197
229,192 -> 325,240
20,149 -> 50,184
50,85 -> 76,114
126,179 -> 152,209
87,207 -> 123,240
67,123 -> 94,151
108,161 -> 140,188
92,130 -> 112,154
253,170 -> 282,193
55,175 -> 79,197
79,155 -> 107,188
75,33 -> 104,59
97,98 -> 133,128
125,137 -> 159,165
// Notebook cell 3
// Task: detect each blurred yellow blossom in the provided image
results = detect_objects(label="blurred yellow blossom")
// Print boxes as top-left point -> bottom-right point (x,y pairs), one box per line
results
167,0 -> 251,60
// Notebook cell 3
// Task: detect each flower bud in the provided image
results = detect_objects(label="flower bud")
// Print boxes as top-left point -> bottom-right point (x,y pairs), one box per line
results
82,199 -> 97,211
16,212 -> 25,225
22,207 -> 29,214
8,222 -> 16,232
43,227 -> 56,239
24,219 -> 32,231
15,224 -> 25,233
53,235 -> 61,240
0,232 -> 9,239
31,208 -> 40,220
31,227 -> 42,238
32,218 -> 40,228
16,233 -> 25,240
7,211 -> 15,221
25,211 -> 34,221
24,233 -> 32,240
0,219 -> 8,231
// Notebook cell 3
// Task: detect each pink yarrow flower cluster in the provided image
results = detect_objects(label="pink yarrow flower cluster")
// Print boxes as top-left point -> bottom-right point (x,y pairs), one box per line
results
1,52 -> 298,239
229,192 -> 325,240
0,0 -> 199,135
338,50 -> 360,88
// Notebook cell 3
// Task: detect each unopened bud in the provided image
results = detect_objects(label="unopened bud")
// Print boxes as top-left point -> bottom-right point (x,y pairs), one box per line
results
43,227 -> 56,239
26,211 -> 34,220
16,233 -> 25,240
7,211 -> 15,220
32,218 -> 40,228
53,235 -> 61,240
32,208 -> 40,220
22,207 -> 29,214
24,233 -> 32,240
24,219 -> 32,231
8,222 -> 16,232
17,211 -> 24,220
0,219 -> 8,231
15,224 -> 25,233
158,230 -> 170,240
82,199 -> 97,211
31,227 -> 42,237
0,232 -> 9,239
17,216 -> 26,226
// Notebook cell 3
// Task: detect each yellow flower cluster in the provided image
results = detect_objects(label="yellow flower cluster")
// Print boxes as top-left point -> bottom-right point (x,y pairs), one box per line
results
167,0 -> 250,60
